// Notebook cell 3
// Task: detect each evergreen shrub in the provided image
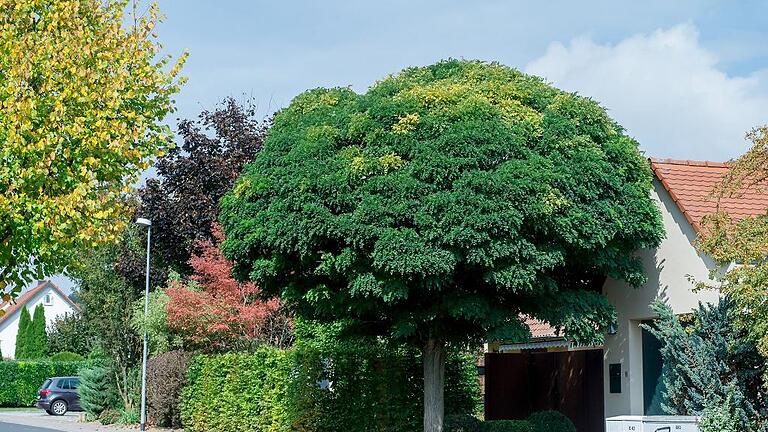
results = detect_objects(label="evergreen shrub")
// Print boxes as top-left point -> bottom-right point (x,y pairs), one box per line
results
50,351 -> 85,362
527,410 -> 576,432
78,362 -> 119,419
482,420 -> 532,432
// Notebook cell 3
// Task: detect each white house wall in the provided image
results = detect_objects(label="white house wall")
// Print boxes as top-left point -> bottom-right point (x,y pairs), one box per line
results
0,287 -> 75,359
602,178 -> 721,417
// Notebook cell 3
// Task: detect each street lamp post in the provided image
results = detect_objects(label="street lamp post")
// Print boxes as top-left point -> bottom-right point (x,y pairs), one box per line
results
135,217 -> 152,432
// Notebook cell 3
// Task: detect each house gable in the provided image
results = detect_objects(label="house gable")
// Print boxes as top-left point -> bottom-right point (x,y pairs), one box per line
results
0,281 -> 78,359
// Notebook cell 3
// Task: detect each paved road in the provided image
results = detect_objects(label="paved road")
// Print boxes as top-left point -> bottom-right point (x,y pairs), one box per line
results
0,422 -> 62,432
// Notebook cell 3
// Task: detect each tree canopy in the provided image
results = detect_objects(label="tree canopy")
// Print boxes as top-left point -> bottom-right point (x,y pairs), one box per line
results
220,60 -> 664,430
221,59 -> 663,346
0,0 -> 186,299
137,97 -> 267,277
699,125 -> 768,383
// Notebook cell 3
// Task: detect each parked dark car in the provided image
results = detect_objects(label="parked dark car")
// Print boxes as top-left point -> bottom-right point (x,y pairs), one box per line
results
36,376 -> 82,416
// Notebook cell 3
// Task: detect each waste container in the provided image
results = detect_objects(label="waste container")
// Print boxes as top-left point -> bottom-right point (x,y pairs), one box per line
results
606,416 -> 699,432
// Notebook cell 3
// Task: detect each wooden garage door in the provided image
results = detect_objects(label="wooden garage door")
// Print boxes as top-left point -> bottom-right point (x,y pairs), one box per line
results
484,350 -> 604,432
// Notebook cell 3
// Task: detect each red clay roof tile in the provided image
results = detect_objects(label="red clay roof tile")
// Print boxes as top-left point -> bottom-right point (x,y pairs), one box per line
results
650,158 -> 768,230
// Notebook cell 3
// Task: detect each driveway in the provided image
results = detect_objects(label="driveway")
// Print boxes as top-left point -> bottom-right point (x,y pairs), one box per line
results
0,410 -> 138,432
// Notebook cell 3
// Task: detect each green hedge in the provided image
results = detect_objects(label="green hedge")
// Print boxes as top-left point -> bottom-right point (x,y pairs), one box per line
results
181,340 -> 480,432
0,360 -> 88,406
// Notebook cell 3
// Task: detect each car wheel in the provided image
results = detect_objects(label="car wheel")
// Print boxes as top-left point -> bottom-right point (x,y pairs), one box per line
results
50,399 -> 68,416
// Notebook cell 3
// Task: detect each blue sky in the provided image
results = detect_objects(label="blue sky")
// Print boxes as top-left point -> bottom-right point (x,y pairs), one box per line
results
154,0 -> 768,162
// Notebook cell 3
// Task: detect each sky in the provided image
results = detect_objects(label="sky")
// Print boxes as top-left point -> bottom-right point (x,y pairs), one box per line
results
152,0 -> 768,162
45,1 -> 768,293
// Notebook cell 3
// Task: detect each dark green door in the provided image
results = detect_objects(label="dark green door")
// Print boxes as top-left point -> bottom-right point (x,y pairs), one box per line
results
642,321 -> 665,415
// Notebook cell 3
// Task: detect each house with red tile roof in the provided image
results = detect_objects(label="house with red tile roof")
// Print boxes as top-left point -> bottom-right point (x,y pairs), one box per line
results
484,158 -> 766,431
0,280 -> 79,359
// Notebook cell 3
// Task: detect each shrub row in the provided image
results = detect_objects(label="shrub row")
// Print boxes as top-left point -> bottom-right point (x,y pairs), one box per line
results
447,411 -> 576,432
0,360 -> 89,406
181,342 -> 480,432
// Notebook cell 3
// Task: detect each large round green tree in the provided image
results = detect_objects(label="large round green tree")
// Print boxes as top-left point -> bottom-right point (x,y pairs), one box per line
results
220,60 -> 664,431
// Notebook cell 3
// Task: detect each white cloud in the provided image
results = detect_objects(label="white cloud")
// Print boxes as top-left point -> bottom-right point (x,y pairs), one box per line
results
525,23 -> 768,161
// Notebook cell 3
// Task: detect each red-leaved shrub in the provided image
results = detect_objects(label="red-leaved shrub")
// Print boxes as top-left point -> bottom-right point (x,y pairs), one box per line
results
165,225 -> 293,351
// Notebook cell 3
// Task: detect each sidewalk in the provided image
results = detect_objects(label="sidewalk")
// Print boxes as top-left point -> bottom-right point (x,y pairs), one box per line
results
0,410 -> 173,432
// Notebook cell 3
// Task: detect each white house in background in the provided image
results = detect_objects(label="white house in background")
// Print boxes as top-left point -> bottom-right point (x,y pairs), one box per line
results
0,280 -> 79,359
484,159 -> 768,432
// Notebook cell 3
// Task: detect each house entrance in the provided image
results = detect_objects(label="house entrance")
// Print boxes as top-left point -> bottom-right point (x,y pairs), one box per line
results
484,349 -> 605,432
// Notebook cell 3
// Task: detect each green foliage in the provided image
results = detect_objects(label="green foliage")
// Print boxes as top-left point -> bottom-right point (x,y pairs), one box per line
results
130,288 -> 181,356
527,411 -> 576,432
78,363 -> 120,418
0,360 -> 86,406
181,350 -> 291,432
699,385 -> 750,432
643,299 -> 766,429
47,312 -> 96,357
26,304 -> 48,359
50,351 -> 86,362
445,412 -> 575,432
181,327 -> 481,432
220,59 -> 663,350
14,307 -> 31,359
482,420 -> 532,432
74,231 -> 144,412
445,414 -> 483,432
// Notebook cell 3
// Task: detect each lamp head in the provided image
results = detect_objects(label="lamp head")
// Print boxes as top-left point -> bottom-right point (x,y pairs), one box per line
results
135,218 -> 152,227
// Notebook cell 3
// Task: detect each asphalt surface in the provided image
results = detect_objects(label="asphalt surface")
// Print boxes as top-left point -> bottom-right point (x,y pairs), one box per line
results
0,422 -> 62,432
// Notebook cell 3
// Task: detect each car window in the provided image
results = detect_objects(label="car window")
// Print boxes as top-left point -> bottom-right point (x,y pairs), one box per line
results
41,379 -> 52,390
60,379 -> 73,390
70,379 -> 80,389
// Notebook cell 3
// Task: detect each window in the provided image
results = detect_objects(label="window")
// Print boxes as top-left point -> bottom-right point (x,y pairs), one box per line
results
57,379 -> 71,390
43,292 -> 53,306
70,378 -> 80,389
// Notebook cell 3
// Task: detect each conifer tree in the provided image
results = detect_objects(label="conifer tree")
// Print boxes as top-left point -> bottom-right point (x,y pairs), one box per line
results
28,304 -> 48,358
14,307 -> 31,359
644,298 -> 766,430
78,363 -> 119,418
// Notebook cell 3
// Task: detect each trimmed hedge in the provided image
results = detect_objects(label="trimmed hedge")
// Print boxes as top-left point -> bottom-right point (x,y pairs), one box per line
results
528,411 -> 576,432
0,360 -> 88,406
483,420 -> 532,432
182,343 -> 480,432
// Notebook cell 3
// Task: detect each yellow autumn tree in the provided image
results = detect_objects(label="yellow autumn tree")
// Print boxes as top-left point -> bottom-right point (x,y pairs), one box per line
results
699,125 -> 768,378
0,0 -> 186,301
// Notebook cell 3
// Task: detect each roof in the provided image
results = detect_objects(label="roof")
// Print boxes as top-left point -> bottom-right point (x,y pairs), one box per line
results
650,158 -> 768,230
0,280 -> 80,326
525,316 -> 559,339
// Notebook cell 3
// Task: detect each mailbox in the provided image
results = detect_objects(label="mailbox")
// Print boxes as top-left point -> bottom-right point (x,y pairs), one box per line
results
606,416 -> 699,432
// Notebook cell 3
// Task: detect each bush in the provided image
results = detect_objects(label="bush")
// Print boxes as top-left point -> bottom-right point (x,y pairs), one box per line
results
118,408 -> 140,425
147,351 -> 192,428
446,414 -> 483,432
181,329 -> 481,432
98,408 -> 122,425
0,360 -> 87,406
50,351 -> 85,362
78,363 -> 119,418
47,312 -> 96,357
182,349 -> 291,432
483,420 -> 532,432
527,411 -> 576,432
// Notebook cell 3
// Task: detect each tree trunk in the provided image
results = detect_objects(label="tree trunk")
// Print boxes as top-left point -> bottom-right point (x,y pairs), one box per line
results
423,338 -> 446,432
